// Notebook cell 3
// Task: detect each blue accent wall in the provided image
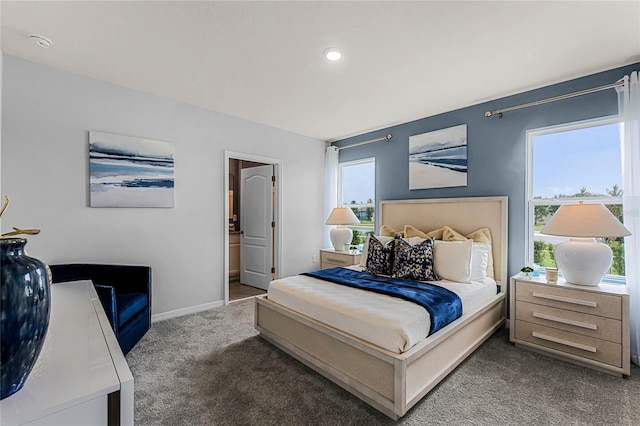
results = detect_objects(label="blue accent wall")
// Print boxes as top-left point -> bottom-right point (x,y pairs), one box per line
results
333,63 -> 639,278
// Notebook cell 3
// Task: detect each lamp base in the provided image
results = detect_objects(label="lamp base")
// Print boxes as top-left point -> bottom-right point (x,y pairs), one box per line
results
330,226 -> 353,252
554,238 -> 612,286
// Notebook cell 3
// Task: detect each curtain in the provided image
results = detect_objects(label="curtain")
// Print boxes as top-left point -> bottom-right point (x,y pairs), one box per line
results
616,71 -> 640,366
323,146 -> 339,249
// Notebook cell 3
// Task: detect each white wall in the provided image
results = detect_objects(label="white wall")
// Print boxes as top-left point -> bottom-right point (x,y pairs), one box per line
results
1,56 -> 326,318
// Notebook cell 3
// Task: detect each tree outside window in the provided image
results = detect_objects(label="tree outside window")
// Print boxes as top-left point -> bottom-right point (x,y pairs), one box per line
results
339,158 -> 375,246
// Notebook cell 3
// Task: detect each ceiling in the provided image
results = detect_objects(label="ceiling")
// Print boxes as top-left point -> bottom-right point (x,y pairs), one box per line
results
1,1 -> 639,141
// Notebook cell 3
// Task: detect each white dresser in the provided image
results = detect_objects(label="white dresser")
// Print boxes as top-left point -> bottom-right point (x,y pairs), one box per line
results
0,280 -> 134,425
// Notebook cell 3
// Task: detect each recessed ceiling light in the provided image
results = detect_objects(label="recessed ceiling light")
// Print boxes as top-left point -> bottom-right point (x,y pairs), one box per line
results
324,48 -> 342,62
28,34 -> 53,49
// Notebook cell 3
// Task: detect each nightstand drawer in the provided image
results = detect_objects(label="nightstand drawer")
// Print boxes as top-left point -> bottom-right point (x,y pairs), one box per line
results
515,281 -> 621,319
515,320 -> 622,367
321,262 -> 349,269
320,251 -> 360,267
516,301 -> 621,343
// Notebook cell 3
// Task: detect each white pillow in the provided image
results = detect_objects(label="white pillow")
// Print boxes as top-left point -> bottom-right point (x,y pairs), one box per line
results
406,236 -> 427,246
471,243 -> 491,282
433,240 -> 473,283
359,235 -> 394,267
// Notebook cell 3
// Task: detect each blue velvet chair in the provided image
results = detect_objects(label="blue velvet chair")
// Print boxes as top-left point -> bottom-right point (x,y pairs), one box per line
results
49,264 -> 151,355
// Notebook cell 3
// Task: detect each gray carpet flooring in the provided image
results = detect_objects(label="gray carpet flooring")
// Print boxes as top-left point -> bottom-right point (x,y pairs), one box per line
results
126,299 -> 640,425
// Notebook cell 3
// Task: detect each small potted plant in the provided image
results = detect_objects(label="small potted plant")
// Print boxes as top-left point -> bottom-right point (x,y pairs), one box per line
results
520,266 -> 534,279
350,230 -> 362,253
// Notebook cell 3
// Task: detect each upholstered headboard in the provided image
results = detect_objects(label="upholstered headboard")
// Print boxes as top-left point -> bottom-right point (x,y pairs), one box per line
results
379,196 -> 508,287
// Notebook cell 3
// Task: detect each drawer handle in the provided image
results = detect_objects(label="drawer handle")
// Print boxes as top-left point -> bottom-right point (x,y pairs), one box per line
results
532,312 -> 598,330
326,257 -> 348,264
532,292 -> 597,308
532,331 -> 597,353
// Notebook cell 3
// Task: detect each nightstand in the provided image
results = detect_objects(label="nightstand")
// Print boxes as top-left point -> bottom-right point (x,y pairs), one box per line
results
509,274 -> 630,377
320,249 -> 361,269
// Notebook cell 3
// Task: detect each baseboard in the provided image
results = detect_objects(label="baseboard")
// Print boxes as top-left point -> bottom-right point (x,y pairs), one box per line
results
151,300 -> 225,322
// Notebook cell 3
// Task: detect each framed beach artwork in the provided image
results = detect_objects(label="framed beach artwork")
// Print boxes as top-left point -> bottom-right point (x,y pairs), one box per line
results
409,124 -> 467,190
89,131 -> 175,208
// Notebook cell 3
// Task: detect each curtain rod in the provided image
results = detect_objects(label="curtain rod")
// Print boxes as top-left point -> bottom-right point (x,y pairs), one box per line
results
484,81 -> 624,118
336,134 -> 393,151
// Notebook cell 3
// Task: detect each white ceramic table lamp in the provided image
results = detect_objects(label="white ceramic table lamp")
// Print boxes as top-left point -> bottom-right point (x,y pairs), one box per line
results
540,202 -> 631,286
326,207 -> 360,252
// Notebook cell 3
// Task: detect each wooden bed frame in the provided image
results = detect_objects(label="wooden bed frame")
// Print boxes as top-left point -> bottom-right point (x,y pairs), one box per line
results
255,196 -> 508,420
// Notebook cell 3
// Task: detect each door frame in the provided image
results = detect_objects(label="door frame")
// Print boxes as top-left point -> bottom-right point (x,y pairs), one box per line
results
223,150 -> 282,305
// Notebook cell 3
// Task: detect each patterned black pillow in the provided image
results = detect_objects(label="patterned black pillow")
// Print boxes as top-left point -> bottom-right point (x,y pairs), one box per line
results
392,237 -> 439,281
364,236 -> 395,275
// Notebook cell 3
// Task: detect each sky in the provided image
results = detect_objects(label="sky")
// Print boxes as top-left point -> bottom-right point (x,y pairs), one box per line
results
341,161 -> 375,204
533,123 -> 621,198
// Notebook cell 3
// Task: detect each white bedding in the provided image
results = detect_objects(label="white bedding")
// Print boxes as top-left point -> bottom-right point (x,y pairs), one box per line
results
267,265 -> 497,353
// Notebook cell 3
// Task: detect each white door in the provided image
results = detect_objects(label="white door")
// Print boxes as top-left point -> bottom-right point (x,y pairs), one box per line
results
240,165 -> 274,290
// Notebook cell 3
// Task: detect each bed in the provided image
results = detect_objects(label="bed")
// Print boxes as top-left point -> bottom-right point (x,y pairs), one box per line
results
254,196 -> 508,420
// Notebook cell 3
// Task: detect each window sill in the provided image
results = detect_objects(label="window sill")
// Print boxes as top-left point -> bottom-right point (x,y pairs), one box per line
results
538,272 -> 626,286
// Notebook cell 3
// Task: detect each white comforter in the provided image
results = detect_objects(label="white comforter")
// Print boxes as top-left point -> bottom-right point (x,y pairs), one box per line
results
267,266 -> 497,353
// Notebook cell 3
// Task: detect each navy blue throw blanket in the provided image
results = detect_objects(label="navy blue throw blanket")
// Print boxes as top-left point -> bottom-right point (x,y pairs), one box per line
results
303,267 -> 462,335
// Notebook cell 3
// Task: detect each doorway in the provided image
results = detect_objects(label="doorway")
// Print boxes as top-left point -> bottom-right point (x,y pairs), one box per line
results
224,151 -> 281,304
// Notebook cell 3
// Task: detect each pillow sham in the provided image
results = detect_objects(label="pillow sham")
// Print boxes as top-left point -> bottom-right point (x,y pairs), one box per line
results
379,225 -> 403,237
392,237 -> 439,281
403,225 -> 446,240
466,227 -> 492,245
433,240 -> 473,283
364,236 -> 395,276
441,226 -> 467,241
442,226 -> 495,279
471,243 -> 491,282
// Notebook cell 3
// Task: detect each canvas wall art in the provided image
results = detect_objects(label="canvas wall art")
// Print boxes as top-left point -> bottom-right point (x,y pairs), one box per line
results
89,131 -> 175,207
409,124 -> 467,190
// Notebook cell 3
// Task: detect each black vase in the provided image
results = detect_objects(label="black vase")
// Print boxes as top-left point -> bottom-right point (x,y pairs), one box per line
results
0,238 -> 51,400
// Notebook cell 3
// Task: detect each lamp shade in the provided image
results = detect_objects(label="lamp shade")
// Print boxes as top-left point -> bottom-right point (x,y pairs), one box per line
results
326,207 -> 360,252
325,207 -> 360,225
540,202 -> 631,238
540,202 -> 631,286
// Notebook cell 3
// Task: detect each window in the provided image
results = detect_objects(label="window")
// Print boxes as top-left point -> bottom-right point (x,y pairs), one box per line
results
339,158 -> 375,245
527,117 -> 625,282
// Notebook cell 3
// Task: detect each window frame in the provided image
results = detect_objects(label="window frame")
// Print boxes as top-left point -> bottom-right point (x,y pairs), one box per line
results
525,115 -> 624,282
338,157 -> 376,236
